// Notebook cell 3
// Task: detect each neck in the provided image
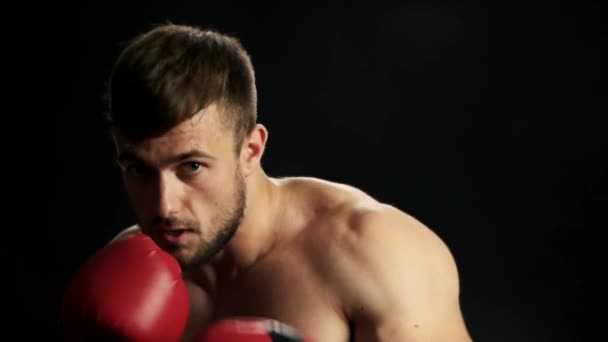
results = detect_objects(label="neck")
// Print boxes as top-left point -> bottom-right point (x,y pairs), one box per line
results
218,168 -> 284,273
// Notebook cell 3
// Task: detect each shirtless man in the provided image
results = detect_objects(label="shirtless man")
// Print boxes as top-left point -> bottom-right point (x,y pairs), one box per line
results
61,23 -> 473,341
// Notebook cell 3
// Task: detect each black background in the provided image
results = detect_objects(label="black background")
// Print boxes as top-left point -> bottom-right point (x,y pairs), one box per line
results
30,2 -> 604,341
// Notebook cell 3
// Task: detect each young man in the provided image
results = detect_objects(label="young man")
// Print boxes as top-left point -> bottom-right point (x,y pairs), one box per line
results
62,23 -> 473,341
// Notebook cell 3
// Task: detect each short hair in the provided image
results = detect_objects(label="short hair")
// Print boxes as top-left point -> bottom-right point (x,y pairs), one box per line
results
105,23 -> 257,152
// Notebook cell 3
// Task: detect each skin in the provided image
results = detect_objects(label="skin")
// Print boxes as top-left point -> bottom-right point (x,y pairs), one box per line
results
112,103 -> 473,342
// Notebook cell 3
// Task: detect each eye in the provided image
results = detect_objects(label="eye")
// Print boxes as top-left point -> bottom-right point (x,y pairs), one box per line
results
179,162 -> 204,176
125,164 -> 148,177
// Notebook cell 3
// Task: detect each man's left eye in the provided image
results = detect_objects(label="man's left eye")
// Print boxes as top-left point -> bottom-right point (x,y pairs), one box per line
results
180,162 -> 203,174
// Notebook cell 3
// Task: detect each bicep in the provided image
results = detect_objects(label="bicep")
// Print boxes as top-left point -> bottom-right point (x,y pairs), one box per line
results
340,209 -> 472,341
354,312 -> 471,342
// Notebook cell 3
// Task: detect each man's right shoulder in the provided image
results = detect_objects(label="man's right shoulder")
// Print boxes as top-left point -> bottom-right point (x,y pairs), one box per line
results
108,224 -> 142,244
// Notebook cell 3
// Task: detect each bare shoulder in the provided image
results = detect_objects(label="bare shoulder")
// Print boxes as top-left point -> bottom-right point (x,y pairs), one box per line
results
281,176 -> 444,241
277,176 -> 374,201
289,177 -> 472,341
308,191 -> 457,282
336,202 -> 463,307
341,202 -> 456,267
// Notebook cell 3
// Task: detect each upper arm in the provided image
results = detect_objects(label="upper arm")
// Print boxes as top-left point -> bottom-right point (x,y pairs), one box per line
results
336,205 -> 472,342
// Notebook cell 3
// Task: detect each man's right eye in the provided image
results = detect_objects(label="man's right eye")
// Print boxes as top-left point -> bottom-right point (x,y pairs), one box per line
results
125,164 -> 147,177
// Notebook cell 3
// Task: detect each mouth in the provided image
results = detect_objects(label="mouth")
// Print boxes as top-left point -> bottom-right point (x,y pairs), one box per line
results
163,228 -> 195,235
157,228 -> 196,244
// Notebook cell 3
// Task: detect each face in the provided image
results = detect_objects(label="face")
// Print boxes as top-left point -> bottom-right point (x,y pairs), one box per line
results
114,104 -> 246,269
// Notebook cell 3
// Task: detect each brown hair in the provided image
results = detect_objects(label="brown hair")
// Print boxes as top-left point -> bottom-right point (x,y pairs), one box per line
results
105,23 -> 257,152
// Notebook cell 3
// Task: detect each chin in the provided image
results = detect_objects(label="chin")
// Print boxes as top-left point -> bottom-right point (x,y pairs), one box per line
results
171,245 -> 205,268
169,244 -> 193,259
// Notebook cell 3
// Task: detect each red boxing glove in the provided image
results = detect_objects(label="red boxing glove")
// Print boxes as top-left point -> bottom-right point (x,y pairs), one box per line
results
195,317 -> 314,341
61,234 -> 190,342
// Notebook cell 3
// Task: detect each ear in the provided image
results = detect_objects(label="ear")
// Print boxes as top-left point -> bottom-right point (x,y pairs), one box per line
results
240,124 -> 268,177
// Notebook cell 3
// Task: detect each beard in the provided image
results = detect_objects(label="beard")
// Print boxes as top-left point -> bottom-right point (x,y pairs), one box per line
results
182,167 -> 247,269
183,170 -> 246,269
141,167 -> 247,270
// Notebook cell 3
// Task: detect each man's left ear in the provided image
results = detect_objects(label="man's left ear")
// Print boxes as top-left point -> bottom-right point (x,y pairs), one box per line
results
240,124 -> 268,176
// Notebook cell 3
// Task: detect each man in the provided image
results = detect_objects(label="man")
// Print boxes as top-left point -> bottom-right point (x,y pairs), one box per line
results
61,23 -> 473,341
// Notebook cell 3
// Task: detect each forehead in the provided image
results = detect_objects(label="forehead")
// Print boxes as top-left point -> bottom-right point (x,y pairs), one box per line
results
115,104 -> 230,156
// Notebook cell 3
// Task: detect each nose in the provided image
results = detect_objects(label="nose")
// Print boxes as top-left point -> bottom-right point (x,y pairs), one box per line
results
154,172 -> 182,219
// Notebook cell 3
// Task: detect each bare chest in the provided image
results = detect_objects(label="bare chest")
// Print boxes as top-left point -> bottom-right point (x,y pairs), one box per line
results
211,252 -> 350,342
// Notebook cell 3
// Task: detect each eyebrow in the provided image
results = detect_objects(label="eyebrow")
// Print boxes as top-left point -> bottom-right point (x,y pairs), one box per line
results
116,149 -> 216,165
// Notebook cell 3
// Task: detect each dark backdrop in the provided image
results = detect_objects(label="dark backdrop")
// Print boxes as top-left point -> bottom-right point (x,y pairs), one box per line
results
31,2 -> 604,341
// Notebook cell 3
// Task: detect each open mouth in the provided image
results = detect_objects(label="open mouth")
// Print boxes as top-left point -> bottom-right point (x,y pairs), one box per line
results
165,228 -> 195,236
159,228 -> 195,244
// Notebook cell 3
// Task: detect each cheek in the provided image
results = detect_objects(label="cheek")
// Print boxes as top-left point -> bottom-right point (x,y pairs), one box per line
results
124,182 -> 141,203
208,177 -> 238,202
125,181 -> 148,201
190,186 -> 223,215
191,176 -> 236,212
124,181 -> 156,216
